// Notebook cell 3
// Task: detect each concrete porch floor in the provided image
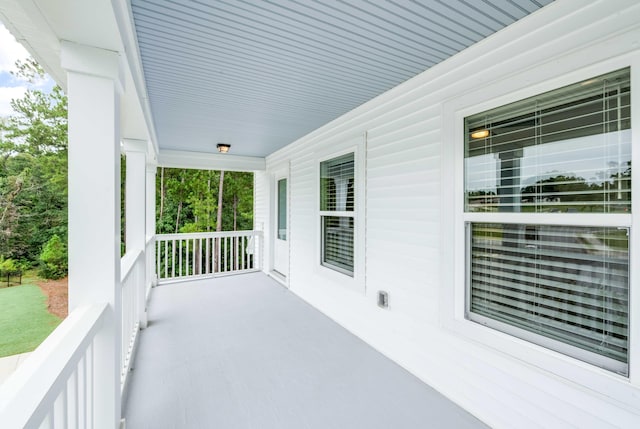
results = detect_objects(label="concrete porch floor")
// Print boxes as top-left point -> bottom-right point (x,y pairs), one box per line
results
124,273 -> 487,429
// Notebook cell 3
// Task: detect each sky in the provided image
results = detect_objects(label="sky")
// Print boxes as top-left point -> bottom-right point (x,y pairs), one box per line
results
0,23 -> 54,117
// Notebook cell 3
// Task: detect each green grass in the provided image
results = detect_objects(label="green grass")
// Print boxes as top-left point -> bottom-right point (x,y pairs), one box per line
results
0,284 -> 61,357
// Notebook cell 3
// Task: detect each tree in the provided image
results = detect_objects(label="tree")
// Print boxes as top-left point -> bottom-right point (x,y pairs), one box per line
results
0,58 -> 68,268
155,168 -> 253,234
39,234 -> 67,279
221,171 -> 253,231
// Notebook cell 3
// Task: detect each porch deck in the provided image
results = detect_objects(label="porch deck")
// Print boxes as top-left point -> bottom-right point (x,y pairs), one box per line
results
123,273 -> 486,428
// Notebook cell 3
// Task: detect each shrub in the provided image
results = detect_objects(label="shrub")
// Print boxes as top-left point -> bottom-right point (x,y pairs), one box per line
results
0,258 -> 18,274
39,235 -> 67,279
0,258 -> 23,286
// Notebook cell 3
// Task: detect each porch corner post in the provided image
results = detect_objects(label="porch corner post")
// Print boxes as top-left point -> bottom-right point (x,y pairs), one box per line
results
62,41 -> 123,428
145,162 -> 157,291
124,139 -> 148,328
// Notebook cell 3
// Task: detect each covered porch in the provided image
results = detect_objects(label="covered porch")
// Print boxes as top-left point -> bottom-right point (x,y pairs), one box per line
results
1,0 -> 640,428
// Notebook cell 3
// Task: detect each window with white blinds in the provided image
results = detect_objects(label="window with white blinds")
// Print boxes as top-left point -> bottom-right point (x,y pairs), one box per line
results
468,223 -> 629,374
320,153 -> 355,275
463,68 -> 631,375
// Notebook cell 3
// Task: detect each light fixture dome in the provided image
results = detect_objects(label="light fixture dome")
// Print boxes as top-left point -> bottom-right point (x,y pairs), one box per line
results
217,143 -> 231,153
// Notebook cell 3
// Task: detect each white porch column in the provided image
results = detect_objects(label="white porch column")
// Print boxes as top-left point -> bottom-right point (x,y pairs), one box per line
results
62,41 -> 122,429
124,139 -> 148,328
146,162 -> 157,289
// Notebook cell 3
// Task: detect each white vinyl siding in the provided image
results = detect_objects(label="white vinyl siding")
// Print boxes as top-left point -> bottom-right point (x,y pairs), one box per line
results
258,2 -> 640,426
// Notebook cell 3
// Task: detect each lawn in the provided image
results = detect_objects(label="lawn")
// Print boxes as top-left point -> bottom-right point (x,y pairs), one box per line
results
0,284 -> 61,357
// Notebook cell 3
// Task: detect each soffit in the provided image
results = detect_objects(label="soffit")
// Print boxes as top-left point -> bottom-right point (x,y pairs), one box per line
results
131,0 -> 553,157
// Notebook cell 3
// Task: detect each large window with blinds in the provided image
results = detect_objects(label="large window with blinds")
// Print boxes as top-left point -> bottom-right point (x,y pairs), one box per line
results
320,153 -> 355,276
463,68 -> 631,374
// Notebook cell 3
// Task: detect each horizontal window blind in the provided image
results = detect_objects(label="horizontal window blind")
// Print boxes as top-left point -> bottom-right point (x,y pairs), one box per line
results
465,68 -> 631,214
320,153 -> 355,275
469,223 -> 629,373
322,216 -> 354,274
321,153 -> 355,212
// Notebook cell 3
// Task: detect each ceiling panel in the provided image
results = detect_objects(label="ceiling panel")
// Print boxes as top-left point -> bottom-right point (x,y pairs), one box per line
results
131,0 -> 553,157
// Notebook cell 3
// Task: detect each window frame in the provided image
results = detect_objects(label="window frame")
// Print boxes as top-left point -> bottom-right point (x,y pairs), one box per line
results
315,137 -> 366,293
441,55 -> 640,392
462,68 -> 632,375
319,152 -> 355,275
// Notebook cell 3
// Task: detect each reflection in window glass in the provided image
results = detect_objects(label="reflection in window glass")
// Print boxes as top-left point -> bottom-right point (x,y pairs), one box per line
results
321,153 -> 355,212
469,223 -> 629,373
463,68 -> 632,375
277,179 -> 287,240
320,153 -> 355,276
322,216 -> 354,273
465,68 -> 631,213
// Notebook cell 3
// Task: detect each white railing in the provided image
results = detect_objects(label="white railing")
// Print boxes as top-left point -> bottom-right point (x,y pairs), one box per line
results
120,249 -> 144,389
145,236 -> 156,296
0,246 -> 151,428
156,230 -> 263,283
0,304 -> 108,428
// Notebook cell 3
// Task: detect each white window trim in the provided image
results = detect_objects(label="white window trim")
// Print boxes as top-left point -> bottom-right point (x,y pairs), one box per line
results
315,136 -> 366,294
441,54 -> 640,400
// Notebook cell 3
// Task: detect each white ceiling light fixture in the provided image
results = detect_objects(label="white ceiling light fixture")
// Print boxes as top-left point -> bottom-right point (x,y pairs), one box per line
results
217,143 -> 231,153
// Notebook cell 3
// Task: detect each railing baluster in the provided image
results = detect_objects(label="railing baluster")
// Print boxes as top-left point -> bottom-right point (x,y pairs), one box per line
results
198,238 -> 203,275
171,240 -> 176,277
81,354 -> 87,429
69,370 -> 78,429
217,237 -> 221,273
165,240 -> 168,279
205,238 -> 210,274
241,236 -> 246,270
156,240 -> 160,280
185,239 -> 190,276
224,237 -> 228,273
60,386 -> 68,429
88,341 -> 94,429
234,237 -> 238,271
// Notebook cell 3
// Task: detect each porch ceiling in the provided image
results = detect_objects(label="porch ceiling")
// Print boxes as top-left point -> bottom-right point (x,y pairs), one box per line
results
131,0 -> 553,157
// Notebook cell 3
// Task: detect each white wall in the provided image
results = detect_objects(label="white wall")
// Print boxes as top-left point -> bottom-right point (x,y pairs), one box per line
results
253,170 -> 270,271
261,1 -> 640,427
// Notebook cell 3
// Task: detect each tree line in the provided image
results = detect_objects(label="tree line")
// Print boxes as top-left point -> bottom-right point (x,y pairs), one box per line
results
155,168 -> 253,235
0,59 -> 253,279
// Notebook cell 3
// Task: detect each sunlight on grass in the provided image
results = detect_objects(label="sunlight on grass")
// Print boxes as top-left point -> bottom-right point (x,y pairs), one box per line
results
0,284 -> 61,357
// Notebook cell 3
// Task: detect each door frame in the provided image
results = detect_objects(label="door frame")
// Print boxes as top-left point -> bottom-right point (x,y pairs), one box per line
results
270,163 -> 290,285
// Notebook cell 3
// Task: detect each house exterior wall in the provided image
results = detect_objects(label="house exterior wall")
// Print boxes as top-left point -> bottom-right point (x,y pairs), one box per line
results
254,170 -> 270,271
260,1 -> 640,427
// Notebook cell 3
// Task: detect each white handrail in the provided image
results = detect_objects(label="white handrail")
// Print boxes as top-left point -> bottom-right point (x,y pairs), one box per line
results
158,230 -> 260,240
0,303 -> 108,428
121,248 -> 143,283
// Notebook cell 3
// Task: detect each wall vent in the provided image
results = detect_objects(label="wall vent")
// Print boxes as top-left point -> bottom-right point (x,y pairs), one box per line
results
377,291 -> 389,309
